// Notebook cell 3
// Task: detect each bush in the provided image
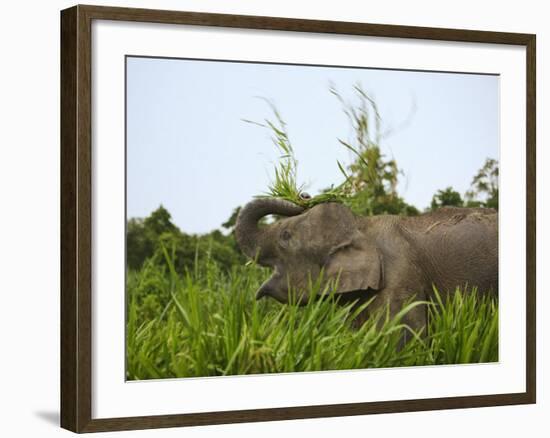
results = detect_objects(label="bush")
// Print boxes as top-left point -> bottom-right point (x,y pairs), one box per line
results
126,206 -> 246,273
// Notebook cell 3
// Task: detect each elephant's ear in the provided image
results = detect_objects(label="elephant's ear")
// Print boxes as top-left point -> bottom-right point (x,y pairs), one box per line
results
324,233 -> 384,294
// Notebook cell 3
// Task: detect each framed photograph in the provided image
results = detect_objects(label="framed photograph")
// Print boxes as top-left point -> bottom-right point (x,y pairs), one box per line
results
60,4 -> 536,433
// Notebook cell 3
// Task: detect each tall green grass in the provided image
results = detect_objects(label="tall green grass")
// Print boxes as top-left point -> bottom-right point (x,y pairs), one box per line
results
126,249 -> 498,380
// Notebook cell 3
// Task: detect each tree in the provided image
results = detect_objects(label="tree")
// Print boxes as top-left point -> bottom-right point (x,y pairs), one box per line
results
221,206 -> 241,231
143,204 -> 177,235
430,187 -> 464,210
465,158 -> 499,210
127,205 -> 246,272
155,230 -> 245,274
331,84 -> 419,216
127,205 -> 176,270
126,218 -> 153,270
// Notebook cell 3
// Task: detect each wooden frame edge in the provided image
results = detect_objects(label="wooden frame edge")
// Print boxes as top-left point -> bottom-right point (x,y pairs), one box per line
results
60,4 -> 537,433
61,5 -> 93,432
525,34 -> 536,404
60,5 -> 79,432
79,392 -> 532,433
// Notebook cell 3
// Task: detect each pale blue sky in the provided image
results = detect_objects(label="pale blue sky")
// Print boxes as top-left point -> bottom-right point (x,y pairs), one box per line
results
126,57 -> 498,234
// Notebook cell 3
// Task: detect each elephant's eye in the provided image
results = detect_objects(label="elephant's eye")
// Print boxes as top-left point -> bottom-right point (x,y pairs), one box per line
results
280,230 -> 291,242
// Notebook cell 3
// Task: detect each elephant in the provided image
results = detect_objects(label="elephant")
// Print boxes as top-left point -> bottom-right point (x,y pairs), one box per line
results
234,198 -> 498,333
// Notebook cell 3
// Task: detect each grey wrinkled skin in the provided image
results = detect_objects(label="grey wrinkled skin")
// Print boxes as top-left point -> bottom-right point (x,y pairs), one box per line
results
235,199 -> 498,333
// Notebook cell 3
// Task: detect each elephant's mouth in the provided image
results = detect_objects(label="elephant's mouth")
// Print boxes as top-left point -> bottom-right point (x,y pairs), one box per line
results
331,288 -> 378,305
255,285 -> 295,304
255,282 -> 275,300
255,272 -> 377,308
255,270 -> 289,303
255,280 -> 310,306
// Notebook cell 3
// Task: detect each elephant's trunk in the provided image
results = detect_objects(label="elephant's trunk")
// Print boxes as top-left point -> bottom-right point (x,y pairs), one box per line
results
235,198 -> 304,261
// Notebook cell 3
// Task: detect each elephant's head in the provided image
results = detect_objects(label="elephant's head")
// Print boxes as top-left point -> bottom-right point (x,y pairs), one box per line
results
235,199 -> 384,304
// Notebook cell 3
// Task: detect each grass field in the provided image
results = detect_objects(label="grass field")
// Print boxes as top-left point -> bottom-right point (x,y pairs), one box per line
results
126,247 -> 498,380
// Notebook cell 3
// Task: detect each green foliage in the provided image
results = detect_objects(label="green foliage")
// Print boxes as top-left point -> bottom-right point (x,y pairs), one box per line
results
465,158 -> 499,210
246,87 -> 498,217
430,186 -> 464,210
126,206 -> 245,273
243,100 -> 349,208
126,252 -> 498,380
428,159 -> 499,212
246,86 -> 419,216
331,84 -> 417,216
143,205 -> 177,235
221,206 -> 241,231
126,218 -> 155,271
426,288 -> 499,364
126,205 -> 177,270
154,230 -> 245,274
